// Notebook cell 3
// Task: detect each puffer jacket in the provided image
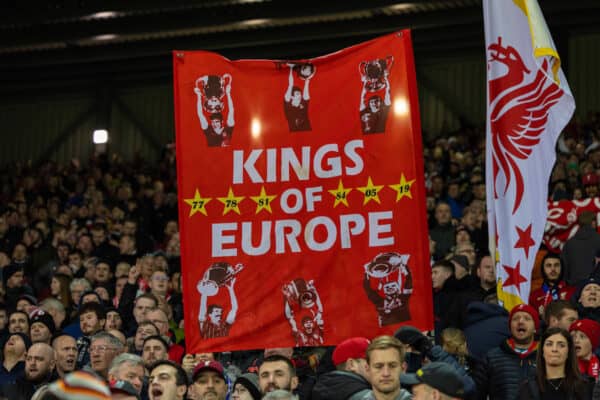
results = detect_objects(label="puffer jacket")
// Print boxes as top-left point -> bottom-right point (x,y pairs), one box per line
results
312,371 -> 371,400
472,339 -> 537,400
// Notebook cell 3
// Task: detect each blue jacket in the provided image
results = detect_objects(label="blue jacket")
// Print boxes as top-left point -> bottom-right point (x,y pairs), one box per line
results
463,302 -> 510,361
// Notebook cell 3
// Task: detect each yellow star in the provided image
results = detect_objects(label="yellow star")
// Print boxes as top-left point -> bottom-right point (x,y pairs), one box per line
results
183,189 -> 211,217
389,174 -> 416,201
328,179 -> 352,208
218,187 -> 245,215
250,186 -> 277,214
356,177 -> 384,205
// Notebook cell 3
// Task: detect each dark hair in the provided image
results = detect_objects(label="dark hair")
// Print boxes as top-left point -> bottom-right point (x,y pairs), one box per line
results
135,293 -> 158,308
432,259 -> 454,274
78,301 -> 106,320
52,273 -> 73,310
149,359 -> 189,387
543,300 -> 577,324
142,335 -> 169,352
540,253 -> 563,282
536,327 -> 585,395
260,355 -> 296,377
207,304 -> 223,314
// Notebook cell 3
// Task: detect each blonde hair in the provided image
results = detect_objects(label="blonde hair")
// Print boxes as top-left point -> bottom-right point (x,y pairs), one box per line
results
440,328 -> 468,366
366,335 -> 405,364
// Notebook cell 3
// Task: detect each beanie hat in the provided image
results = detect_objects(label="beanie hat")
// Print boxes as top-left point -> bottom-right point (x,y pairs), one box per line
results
18,294 -> 38,306
394,326 -> 425,346
509,304 -> 539,330
30,311 -> 56,334
569,319 -> 600,349
3,263 -> 23,285
48,371 -> 111,400
332,337 -> 370,366
234,373 -> 261,400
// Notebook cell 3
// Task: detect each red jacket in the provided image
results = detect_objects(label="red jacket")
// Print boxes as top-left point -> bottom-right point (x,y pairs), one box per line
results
528,281 -> 575,316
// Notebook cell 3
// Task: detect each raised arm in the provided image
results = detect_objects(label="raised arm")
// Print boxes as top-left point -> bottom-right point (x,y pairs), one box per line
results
302,65 -> 314,101
359,81 -> 367,112
225,278 -> 238,324
194,87 -> 208,130
284,65 -> 294,102
383,71 -> 392,106
225,81 -> 234,128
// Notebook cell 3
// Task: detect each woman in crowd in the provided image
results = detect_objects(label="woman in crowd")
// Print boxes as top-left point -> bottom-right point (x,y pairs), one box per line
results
51,273 -> 73,313
518,327 -> 593,400
569,319 -> 600,381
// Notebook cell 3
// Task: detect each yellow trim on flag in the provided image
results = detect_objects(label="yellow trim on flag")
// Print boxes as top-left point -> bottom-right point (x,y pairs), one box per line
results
512,0 -> 561,83
497,279 -> 524,311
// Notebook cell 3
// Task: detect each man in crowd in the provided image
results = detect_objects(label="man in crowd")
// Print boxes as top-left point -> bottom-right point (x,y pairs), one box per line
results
365,335 -> 411,400
190,360 -> 228,400
561,211 -> 600,285
51,333 -> 77,378
429,202 -> 455,260
529,253 -> 575,317
472,304 -> 538,400
142,335 -> 170,368
259,355 -> 298,395
89,331 -> 125,380
29,311 -> 55,344
149,360 -> 188,400
108,353 -> 145,395
77,301 -> 106,368
146,307 -> 185,362
8,310 -> 29,335
403,362 -> 465,400
312,337 -> 371,400
1,342 -> 56,399
544,299 -> 579,331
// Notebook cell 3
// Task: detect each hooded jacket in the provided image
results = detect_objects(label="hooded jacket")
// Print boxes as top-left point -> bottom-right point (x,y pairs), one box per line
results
463,302 -> 510,361
312,371 -> 371,400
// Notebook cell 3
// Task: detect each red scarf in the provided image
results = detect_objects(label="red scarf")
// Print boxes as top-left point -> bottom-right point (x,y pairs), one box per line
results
578,354 -> 599,379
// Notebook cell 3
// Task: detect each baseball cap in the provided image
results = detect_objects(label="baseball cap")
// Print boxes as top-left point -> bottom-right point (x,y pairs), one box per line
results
332,337 -> 370,366
402,362 -> 465,398
110,380 -> 140,400
192,360 -> 226,381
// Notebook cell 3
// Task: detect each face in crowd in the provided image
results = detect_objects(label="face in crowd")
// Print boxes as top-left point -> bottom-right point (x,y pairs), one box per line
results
258,358 -> 298,394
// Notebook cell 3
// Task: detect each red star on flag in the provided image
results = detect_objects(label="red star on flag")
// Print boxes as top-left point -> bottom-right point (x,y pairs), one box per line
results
502,261 -> 528,293
514,224 -> 535,259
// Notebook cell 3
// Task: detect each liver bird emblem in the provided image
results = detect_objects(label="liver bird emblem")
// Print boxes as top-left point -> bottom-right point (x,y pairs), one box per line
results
488,37 -> 564,214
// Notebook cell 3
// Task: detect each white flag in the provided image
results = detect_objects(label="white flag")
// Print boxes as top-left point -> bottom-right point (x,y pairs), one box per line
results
484,0 -> 575,310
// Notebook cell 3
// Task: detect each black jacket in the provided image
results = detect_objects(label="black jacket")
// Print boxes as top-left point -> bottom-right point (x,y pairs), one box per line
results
472,339 -> 537,400
312,371 -> 371,400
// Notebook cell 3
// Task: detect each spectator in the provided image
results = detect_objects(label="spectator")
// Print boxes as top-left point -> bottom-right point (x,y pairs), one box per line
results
518,327 -> 593,399
429,202 -> 455,260
105,307 -> 123,331
0,342 -> 56,400
364,335 -> 411,400
561,211 -> 600,285
76,302 -> 106,368
259,355 -> 298,395
40,296 -> 68,331
29,312 -> 55,344
89,331 -> 125,380
311,337 -> 371,400
50,272 -> 73,313
3,263 -> 34,311
190,360 -> 228,400
568,319 -> 600,381
149,359 -> 188,400
0,332 -> 30,384
403,361 -> 465,399
146,307 -> 185,363
574,277 -> 600,323
232,373 -> 261,400
529,254 -> 576,318
129,321 -> 159,354
544,300 -> 579,331
8,310 -> 29,335
142,335 -> 170,368
472,304 -> 539,400
108,353 -> 145,395
52,333 -> 77,378
432,260 -> 458,342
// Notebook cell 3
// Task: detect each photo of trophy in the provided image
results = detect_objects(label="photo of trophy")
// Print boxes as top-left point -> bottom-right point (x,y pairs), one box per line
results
195,73 -> 232,113
196,261 -> 243,297
359,56 -> 394,92
292,63 -> 316,80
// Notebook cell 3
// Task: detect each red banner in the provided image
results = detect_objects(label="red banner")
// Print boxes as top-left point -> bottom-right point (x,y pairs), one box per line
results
173,31 -> 432,352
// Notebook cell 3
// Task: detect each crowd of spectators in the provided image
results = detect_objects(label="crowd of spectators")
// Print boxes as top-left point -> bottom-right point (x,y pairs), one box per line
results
0,113 -> 598,399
